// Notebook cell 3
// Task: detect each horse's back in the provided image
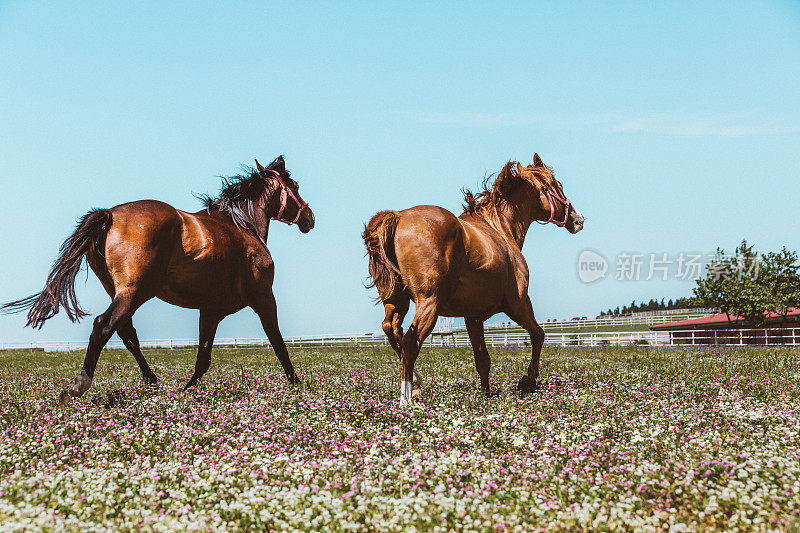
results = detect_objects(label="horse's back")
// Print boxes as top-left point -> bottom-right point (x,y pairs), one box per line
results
108,200 -> 182,235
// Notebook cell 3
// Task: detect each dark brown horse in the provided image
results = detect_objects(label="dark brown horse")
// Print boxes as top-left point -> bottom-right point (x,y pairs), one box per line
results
2,156 -> 314,403
363,154 -> 583,404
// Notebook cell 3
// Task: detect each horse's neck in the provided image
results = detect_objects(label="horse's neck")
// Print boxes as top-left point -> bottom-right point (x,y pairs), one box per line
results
247,202 -> 272,244
208,207 -> 271,245
254,217 -> 270,245
492,204 -> 532,249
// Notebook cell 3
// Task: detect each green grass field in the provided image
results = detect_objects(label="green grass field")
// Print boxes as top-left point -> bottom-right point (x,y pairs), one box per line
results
1,345 -> 799,531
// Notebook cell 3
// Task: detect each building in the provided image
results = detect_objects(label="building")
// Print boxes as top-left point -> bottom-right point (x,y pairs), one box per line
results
649,308 -> 800,345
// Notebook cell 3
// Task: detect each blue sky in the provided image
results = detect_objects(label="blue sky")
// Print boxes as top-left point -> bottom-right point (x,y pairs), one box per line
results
1,1 -> 799,343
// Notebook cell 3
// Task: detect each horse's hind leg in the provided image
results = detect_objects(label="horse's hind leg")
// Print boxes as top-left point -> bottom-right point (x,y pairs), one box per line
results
117,318 -> 158,385
184,310 -> 225,389
465,318 -> 491,397
253,292 -> 300,384
381,297 -> 408,355
398,297 -> 438,405
88,255 -> 157,386
61,290 -> 144,403
505,295 -> 545,396
382,297 -> 423,393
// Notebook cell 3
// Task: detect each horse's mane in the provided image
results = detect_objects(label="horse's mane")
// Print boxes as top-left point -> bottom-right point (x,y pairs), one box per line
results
462,175 -> 497,215
198,156 -> 288,238
462,162 -> 552,215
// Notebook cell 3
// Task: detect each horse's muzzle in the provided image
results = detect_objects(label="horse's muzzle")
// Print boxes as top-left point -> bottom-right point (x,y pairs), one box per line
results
567,209 -> 584,234
298,207 -> 315,233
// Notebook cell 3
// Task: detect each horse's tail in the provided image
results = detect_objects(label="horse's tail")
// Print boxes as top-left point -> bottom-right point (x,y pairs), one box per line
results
362,210 -> 403,302
2,209 -> 112,329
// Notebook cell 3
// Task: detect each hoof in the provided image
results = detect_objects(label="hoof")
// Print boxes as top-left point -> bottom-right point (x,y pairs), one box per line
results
90,393 -> 106,406
58,389 -> 72,406
107,389 -> 126,408
481,389 -> 501,400
516,376 -> 540,396
411,388 -> 422,401
70,369 -> 92,399
412,371 -> 423,389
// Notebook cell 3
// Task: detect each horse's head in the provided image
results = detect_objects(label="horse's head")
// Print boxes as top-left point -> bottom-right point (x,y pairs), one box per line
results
497,154 -> 584,234
255,156 -> 315,233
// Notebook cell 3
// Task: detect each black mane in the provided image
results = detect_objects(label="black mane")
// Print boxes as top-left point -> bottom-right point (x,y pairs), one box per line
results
199,156 -> 289,238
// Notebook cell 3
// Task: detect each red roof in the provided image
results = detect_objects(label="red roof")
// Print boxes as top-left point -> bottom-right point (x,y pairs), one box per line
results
650,308 -> 800,330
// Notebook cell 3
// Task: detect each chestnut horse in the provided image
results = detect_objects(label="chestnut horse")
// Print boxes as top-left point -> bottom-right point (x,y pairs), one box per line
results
363,154 -> 583,404
2,156 -> 314,403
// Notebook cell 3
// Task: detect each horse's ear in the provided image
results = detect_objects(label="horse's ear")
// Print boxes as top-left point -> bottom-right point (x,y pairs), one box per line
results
495,161 -> 521,195
533,153 -> 544,167
269,155 -> 286,173
255,159 -> 265,172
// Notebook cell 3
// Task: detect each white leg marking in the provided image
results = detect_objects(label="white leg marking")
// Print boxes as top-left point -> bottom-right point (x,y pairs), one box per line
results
400,381 -> 413,405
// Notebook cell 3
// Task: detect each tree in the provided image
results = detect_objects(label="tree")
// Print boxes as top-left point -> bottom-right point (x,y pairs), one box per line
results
600,295 -> 700,316
728,240 -> 771,326
761,247 -> 800,322
692,246 -> 739,322
693,240 -> 800,327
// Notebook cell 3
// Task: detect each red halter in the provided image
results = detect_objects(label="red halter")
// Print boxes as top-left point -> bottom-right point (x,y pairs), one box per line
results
535,178 -> 571,227
265,170 -> 308,225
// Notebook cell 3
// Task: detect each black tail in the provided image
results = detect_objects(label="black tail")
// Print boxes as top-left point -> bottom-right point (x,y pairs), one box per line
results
2,209 -> 112,329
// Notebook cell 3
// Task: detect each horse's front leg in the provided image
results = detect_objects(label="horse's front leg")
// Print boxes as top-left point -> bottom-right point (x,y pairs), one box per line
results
465,318 -> 491,397
505,295 -> 545,396
184,310 -> 225,389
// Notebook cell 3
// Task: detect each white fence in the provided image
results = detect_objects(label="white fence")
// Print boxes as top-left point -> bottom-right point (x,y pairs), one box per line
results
432,327 -> 800,347
0,335 -> 390,352
1,311 -> 718,352
3,326 -> 799,352
527,311 -> 714,332
430,330 -> 670,347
